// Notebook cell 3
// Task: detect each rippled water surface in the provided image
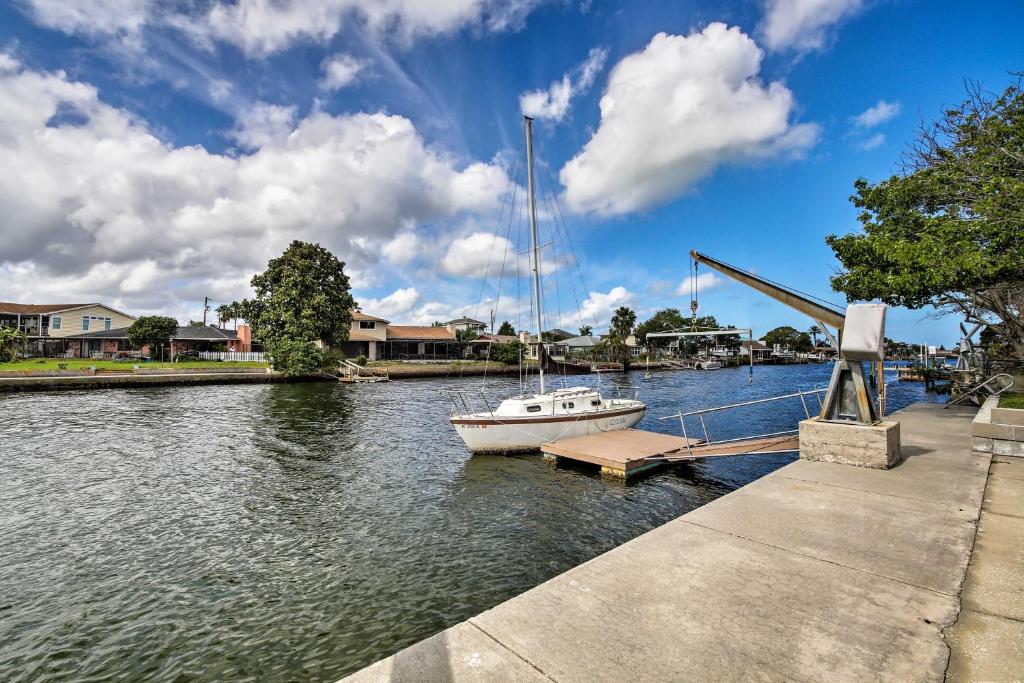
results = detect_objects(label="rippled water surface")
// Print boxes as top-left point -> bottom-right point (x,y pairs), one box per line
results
0,365 -> 941,681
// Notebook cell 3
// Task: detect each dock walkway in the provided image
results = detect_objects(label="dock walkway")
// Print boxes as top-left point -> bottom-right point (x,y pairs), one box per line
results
343,403 -> 1022,681
542,429 -> 801,477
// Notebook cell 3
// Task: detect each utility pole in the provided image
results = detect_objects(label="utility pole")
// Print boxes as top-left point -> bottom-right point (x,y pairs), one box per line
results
203,297 -> 210,326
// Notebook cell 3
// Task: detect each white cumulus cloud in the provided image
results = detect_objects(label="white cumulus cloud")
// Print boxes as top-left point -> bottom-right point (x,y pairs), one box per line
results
22,0 -> 547,56
571,286 -> 632,328
382,232 -> 423,265
853,99 -> 900,127
519,47 -> 608,122
559,24 -> 819,216
0,58 -> 509,315
320,53 -> 367,91
675,272 -> 724,296
759,0 -> 866,52
359,287 -> 421,320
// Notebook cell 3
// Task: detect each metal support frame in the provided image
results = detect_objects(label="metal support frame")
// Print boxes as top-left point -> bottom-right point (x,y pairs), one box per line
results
818,359 -> 879,424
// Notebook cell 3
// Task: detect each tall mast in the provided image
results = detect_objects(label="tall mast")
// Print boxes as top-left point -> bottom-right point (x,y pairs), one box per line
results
524,116 -> 545,394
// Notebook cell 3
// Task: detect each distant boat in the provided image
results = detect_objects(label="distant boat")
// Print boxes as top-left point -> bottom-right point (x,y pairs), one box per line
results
448,117 -> 646,454
694,358 -> 723,370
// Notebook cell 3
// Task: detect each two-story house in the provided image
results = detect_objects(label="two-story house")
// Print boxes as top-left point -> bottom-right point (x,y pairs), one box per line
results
341,311 -> 459,361
0,301 -> 137,357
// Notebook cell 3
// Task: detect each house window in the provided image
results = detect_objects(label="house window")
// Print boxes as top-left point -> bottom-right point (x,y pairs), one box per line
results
82,317 -> 90,331
52,316 -> 61,330
359,321 -> 376,329
104,318 -> 111,331
526,405 -> 541,413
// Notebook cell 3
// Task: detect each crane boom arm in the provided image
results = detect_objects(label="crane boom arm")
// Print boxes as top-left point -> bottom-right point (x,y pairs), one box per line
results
690,250 -> 846,330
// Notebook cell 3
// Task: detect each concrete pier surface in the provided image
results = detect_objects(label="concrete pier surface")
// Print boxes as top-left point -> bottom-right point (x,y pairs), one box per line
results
342,403 -> 1023,682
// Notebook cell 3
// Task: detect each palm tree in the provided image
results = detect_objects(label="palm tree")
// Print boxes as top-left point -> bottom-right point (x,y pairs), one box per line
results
215,304 -> 232,329
808,324 -> 822,348
578,324 -> 592,336
610,306 -> 637,365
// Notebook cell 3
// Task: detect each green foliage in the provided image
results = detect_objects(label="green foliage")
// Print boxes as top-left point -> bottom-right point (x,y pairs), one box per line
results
127,316 -> 179,351
243,241 -> 356,373
354,354 -> 368,366
578,324 -> 592,336
497,321 -> 516,336
0,327 -> 27,362
827,79 -> 1024,355
635,308 -> 687,345
187,320 -> 206,327
455,328 -> 479,343
762,326 -> 813,352
266,339 -> 325,376
490,340 -> 526,365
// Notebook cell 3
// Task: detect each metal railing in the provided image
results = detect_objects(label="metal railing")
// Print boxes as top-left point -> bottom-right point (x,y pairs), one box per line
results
945,373 -> 1014,408
658,387 -> 828,455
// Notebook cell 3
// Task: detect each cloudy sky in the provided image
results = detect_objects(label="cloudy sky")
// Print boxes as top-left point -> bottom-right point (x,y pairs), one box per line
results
1,1 -> 1021,343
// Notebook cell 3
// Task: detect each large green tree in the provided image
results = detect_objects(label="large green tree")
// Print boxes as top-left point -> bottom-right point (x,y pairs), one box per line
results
243,241 -> 356,375
128,316 -> 179,360
762,326 -> 813,353
827,79 -> 1024,357
634,308 -> 687,346
497,321 -> 516,336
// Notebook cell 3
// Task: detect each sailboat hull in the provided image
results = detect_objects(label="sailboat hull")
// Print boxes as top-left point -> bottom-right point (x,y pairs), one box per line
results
451,404 -> 646,454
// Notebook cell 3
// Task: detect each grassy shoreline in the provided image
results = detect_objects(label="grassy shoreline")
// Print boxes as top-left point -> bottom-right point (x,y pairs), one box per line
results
0,359 -> 268,373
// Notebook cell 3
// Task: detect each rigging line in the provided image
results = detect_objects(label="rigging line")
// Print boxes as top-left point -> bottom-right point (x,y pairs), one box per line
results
537,165 -> 572,387
540,160 -> 598,332
472,153 -> 520,323
482,164 -> 521,389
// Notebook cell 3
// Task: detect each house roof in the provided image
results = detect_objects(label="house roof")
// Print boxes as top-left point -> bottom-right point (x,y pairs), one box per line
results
387,325 -> 456,340
563,335 -> 600,348
445,317 -> 486,326
347,330 -> 380,342
173,325 -> 238,341
740,340 -> 769,350
0,302 -> 97,314
65,325 -> 237,341
475,334 -> 519,344
352,310 -> 389,323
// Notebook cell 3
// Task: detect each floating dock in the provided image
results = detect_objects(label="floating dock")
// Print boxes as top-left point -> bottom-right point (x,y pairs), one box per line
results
541,429 -> 801,478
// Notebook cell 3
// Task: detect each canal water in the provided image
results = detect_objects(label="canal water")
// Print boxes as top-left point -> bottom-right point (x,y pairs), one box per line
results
0,365 -> 941,681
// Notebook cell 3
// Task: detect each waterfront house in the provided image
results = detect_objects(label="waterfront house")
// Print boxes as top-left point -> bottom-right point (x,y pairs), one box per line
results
444,317 -> 487,336
738,340 -> 772,362
342,311 -> 389,360
0,301 -> 137,357
62,324 -> 252,359
341,311 -> 460,360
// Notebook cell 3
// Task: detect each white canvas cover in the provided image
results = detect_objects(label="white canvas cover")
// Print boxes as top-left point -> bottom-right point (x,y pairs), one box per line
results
840,303 -> 886,361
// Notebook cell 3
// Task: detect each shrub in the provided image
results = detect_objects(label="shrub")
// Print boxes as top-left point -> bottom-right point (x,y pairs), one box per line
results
266,339 -> 324,376
491,341 -> 526,365
354,354 -> 368,366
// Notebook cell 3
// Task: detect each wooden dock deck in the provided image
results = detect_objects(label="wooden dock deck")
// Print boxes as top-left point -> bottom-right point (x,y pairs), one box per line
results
541,429 -> 800,478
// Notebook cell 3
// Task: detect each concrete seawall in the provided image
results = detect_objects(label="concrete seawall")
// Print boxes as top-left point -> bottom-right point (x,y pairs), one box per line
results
0,371 -> 331,392
342,403 -> 1021,681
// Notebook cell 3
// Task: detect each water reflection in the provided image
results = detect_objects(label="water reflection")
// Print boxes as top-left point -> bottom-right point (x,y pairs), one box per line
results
0,366 -> 940,682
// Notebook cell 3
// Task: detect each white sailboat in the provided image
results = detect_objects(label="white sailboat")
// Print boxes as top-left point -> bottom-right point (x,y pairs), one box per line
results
449,117 -> 646,454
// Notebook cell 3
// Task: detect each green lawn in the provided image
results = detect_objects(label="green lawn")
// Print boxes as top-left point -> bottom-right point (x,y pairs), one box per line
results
998,393 -> 1024,409
1,359 -> 268,372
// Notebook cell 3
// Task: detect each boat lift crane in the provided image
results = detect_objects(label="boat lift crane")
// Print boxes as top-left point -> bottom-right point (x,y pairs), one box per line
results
686,250 -> 887,424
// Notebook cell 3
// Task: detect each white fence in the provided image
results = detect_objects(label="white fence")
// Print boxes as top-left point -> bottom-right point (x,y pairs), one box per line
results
196,351 -> 266,362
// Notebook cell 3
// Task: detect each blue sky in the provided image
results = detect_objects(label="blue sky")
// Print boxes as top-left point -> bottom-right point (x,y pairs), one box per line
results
1,1 -> 1021,345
